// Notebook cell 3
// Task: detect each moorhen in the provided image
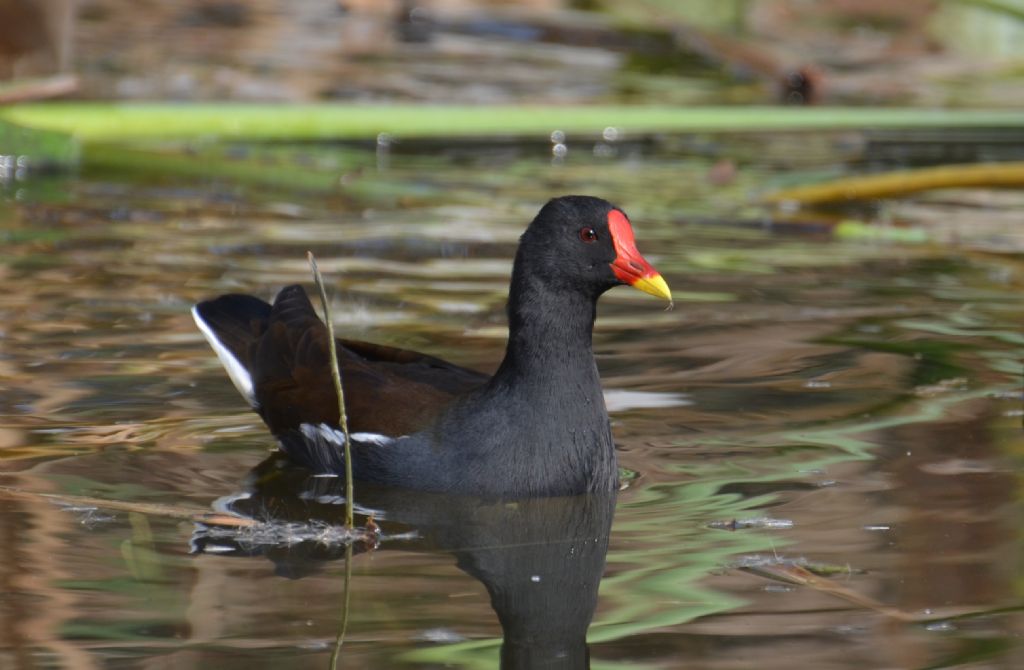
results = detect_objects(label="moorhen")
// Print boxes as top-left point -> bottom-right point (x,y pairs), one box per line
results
193,195 -> 671,498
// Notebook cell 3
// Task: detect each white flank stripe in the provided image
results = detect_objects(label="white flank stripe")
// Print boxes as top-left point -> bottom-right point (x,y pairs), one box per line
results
299,423 -> 396,447
300,423 -> 327,444
192,305 -> 257,407
350,431 -> 395,446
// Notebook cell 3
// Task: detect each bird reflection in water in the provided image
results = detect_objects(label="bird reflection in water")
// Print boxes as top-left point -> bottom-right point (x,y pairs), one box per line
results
192,457 -> 616,669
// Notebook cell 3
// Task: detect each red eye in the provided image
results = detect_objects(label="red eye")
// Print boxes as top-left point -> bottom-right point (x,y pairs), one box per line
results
579,227 -> 598,243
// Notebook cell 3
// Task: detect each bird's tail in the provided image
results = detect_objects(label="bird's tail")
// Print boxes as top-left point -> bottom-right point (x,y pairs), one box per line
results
192,293 -> 273,407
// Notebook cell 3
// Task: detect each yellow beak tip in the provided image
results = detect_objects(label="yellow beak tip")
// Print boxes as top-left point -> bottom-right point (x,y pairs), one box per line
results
632,274 -> 672,302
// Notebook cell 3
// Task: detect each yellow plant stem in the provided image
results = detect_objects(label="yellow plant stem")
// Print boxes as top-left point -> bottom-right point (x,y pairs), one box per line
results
764,162 -> 1024,206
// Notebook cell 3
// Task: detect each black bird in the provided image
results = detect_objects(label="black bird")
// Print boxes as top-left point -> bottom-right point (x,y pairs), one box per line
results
192,196 -> 671,498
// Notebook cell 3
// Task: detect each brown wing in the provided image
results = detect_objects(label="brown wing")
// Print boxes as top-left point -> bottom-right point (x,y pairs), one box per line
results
197,285 -> 486,438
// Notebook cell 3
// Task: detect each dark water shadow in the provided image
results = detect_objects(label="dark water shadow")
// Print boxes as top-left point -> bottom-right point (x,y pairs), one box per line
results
191,457 -> 616,669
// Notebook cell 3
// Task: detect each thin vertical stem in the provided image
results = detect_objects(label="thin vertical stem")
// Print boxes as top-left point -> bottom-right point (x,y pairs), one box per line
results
307,251 -> 354,529
329,542 -> 354,670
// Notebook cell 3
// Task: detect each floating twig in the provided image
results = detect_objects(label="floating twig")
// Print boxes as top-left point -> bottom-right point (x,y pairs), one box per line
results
737,555 -> 915,622
0,484 -> 257,528
1,484 -> 381,549
0,74 -> 78,105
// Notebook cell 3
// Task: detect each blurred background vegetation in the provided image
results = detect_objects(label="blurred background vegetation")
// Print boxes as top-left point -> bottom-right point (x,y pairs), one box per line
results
1,0 -> 1022,107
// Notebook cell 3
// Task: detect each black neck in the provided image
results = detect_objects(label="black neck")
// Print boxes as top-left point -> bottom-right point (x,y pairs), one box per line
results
437,256 -> 618,496
492,269 -> 600,390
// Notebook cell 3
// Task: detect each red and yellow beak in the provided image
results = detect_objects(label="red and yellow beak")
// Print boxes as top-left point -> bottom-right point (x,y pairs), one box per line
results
607,210 -> 672,302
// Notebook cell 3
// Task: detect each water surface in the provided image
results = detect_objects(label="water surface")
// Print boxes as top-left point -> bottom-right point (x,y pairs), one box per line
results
1,131 -> 1022,668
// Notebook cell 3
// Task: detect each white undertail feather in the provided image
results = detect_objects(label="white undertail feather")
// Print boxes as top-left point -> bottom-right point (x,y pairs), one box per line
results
191,305 -> 257,407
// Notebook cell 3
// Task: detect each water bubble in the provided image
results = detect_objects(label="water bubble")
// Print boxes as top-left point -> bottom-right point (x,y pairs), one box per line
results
416,628 -> 467,643
552,143 -> 568,158
376,133 -> 392,171
709,517 -> 794,531
201,543 -> 236,554
832,624 -> 866,635
0,155 -> 13,183
550,130 -> 565,143
602,126 -> 620,142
